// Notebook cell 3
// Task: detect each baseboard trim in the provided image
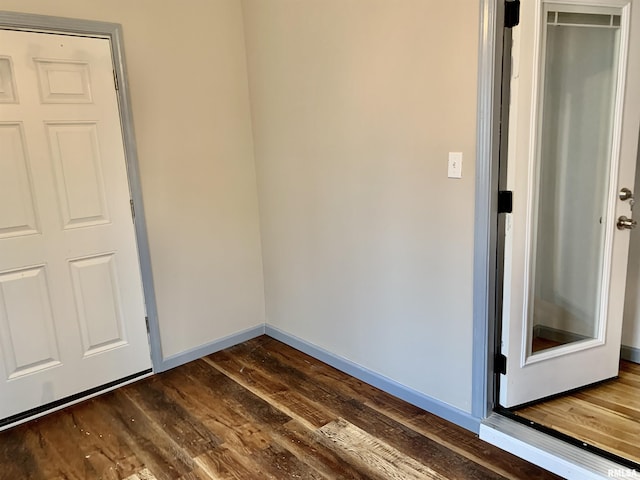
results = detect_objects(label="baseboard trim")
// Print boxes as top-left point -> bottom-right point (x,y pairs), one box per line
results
158,324 -> 265,372
621,345 -> 640,364
533,325 -> 589,345
264,325 -> 480,433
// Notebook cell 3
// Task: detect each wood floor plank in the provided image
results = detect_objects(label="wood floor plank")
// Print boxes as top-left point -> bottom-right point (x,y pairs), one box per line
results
62,398 -> 147,478
125,468 -> 159,480
216,337 -> 556,480
574,390 -> 640,420
90,390 -> 197,479
515,360 -> 640,464
152,361 -> 329,479
0,427 -> 45,479
159,364 -> 274,456
256,337 -> 553,480
158,357 -> 363,479
16,410 -> 109,480
280,419 -> 376,480
521,396 -> 640,442
0,335 -> 560,480
120,378 -> 223,458
515,411 -> 637,461
209,338 -> 540,480
200,352 -> 333,430
516,400 -> 640,456
191,449 -> 259,480
583,383 -> 640,410
317,418 -> 447,480
619,367 -> 640,378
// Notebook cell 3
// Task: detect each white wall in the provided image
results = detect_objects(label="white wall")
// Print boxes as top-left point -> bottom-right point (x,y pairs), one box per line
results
243,0 -> 479,412
0,0 -> 266,359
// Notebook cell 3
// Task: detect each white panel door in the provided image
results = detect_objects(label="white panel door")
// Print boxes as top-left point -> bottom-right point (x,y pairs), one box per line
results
500,0 -> 640,407
0,29 -> 151,421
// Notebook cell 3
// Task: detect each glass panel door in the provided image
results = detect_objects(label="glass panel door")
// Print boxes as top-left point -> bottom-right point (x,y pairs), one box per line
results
498,0 -> 639,408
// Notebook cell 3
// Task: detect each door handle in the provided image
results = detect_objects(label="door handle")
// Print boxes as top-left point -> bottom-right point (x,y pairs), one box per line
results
617,216 -> 637,230
619,187 -> 634,201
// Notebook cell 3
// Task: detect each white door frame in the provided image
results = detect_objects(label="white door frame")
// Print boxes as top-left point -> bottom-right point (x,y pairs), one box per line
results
0,11 -> 163,371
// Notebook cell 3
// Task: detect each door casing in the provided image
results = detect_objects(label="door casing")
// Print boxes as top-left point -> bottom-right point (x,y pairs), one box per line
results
0,11 -> 163,372
472,0 -> 505,422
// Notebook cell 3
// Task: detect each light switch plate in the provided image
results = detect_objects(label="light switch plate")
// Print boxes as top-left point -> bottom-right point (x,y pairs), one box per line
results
448,152 -> 463,178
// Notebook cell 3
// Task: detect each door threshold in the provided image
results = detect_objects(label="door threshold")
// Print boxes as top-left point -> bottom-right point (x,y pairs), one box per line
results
480,413 -> 637,479
498,406 -> 640,469
0,369 -> 152,432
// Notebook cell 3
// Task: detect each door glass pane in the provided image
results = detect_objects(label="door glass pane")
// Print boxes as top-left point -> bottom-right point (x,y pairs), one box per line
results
530,11 -> 621,354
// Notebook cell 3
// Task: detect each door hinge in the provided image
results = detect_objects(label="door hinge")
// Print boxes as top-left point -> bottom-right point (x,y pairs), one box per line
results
498,190 -> 513,214
495,353 -> 507,375
113,70 -> 119,91
505,0 -> 521,28
145,316 -> 150,332
130,198 -> 135,221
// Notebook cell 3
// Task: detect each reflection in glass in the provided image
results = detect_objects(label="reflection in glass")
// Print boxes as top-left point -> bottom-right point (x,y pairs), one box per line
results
530,11 -> 621,354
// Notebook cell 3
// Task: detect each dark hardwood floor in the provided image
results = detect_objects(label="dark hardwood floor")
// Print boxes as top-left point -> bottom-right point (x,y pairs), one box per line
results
0,336 -> 559,479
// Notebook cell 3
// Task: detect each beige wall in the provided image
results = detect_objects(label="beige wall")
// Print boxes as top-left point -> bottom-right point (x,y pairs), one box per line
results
243,0 -> 479,412
0,0 -> 266,359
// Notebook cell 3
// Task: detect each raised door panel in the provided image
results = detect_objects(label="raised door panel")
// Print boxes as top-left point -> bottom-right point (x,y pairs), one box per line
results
0,123 -> 39,239
0,57 -> 17,103
46,122 -> 110,229
0,266 -> 61,380
69,254 -> 127,357
34,59 -> 92,104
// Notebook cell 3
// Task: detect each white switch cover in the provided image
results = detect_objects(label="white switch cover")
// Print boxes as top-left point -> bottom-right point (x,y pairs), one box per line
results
448,152 -> 463,178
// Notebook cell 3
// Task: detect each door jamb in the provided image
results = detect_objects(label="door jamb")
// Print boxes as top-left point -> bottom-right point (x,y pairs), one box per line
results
0,11 -> 163,370
472,0 -> 504,420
